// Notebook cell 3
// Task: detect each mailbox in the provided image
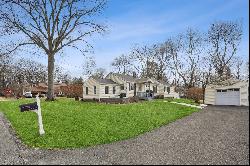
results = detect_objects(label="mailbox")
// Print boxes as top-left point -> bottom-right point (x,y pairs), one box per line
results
19,102 -> 38,112
19,95 -> 45,135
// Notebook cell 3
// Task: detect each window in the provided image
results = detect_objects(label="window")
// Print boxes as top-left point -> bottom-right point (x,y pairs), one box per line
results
105,86 -> 109,94
94,86 -> 96,94
234,88 -> 240,91
222,90 -> 227,92
86,87 -> 88,95
128,83 -> 131,91
217,90 -> 221,92
120,85 -> 124,90
130,83 -> 134,90
167,87 -> 170,94
164,86 -> 166,92
153,86 -> 157,93
113,86 -> 116,94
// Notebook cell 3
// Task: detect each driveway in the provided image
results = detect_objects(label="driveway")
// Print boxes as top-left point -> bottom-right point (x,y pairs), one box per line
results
0,106 -> 249,165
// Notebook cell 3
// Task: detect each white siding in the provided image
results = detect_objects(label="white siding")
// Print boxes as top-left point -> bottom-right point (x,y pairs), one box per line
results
240,83 -> 249,106
106,73 -> 136,98
99,84 -> 120,98
82,78 -> 100,99
205,81 -> 249,106
163,86 -> 179,98
205,87 -> 216,105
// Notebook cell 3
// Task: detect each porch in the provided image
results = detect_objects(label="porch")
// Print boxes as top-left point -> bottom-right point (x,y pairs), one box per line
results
137,91 -> 154,100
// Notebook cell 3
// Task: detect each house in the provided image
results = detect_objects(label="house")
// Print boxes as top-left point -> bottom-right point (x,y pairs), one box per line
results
23,82 -> 68,97
204,79 -> 249,106
82,72 -> 179,100
82,77 -> 119,99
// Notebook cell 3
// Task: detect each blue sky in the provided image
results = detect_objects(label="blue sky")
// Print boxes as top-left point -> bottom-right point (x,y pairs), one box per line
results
31,0 -> 249,77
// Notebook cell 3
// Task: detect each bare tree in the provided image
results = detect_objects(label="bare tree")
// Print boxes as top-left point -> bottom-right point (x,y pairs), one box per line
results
156,44 -> 171,81
244,60 -> 249,80
232,56 -> 243,79
82,55 -> 96,79
0,0 -> 107,100
92,67 -> 106,78
0,54 -> 13,89
130,44 -> 158,78
12,58 -> 47,84
167,28 -> 203,88
111,54 -> 131,74
207,20 -> 242,79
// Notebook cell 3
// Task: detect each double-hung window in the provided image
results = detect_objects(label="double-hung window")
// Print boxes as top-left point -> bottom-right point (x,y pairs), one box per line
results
105,86 -> 109,94
86,87 -> 88,95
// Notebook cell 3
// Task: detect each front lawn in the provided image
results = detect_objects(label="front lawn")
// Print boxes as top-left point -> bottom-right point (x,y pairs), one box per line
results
0,98 -> 199,149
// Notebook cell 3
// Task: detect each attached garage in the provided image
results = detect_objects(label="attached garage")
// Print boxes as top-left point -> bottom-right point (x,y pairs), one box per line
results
205,79 -> 249,106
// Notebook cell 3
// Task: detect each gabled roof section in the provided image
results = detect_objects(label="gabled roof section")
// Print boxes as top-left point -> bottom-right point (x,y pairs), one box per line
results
208,78 -> 244,86
158,80 -> 170,86
136,78 -> 155,84
108,72 -> 137,82
92,77 -> 117,84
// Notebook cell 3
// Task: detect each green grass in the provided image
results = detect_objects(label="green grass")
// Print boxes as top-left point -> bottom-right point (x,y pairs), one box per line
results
165,98 -> 200,105
0,98 -> 199,149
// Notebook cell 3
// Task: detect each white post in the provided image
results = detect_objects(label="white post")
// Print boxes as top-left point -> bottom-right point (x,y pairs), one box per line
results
36,94 -> 45,135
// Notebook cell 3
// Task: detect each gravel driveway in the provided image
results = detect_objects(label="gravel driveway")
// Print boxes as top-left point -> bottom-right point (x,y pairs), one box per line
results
0,106 -> 249,165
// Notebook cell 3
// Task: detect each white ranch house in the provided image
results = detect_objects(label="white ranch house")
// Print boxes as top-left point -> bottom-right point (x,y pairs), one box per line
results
82,73 -> 179,100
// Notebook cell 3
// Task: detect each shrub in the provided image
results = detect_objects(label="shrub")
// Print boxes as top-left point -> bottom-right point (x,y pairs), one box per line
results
154,95 -> 164,99
119,93 -> 126,98
128,96 -> 139,103
186,87 -> 204,103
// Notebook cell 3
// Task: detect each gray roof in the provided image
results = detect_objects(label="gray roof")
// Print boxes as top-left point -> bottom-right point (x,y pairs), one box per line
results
93,78 -> 117,84
112,73 -> 137,82
136,78 -> 157,84
209,78 -> 244,86
158,80 -> 170,86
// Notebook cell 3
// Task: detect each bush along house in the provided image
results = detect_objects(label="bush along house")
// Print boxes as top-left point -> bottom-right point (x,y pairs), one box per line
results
82,72 -> 179,102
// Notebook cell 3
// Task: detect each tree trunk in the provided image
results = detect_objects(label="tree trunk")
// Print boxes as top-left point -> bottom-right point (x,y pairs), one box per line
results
46,53 -> 55,101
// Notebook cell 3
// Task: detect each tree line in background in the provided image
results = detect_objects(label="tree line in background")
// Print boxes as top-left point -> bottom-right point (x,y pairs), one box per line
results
110,20 -> 249,89
0,54 -> 83,94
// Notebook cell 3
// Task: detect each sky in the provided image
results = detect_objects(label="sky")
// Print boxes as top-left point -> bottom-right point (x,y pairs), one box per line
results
18,0 -> 250,78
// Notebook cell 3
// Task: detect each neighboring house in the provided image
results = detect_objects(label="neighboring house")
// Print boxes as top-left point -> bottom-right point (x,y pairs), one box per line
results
205,79 -> 249,106
158,80 -> 179,98
83,73 -> 179,100
54,82 -> 68,96
23,82 -> 68,97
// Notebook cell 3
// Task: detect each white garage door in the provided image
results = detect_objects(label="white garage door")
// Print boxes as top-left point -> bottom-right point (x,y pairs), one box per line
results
215,89 -> 240,105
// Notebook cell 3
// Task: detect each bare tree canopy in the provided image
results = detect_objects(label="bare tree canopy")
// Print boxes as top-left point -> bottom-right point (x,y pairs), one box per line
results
111,54 -> 132,74
165,28 -> 204,88
0,0 -> 107,100
82,55 -> 96,79
130,44 -> 159,78
92,67 -> 106,78
207,20 -> 242,79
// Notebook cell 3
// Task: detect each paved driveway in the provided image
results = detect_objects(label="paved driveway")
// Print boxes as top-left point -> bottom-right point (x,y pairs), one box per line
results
0,106 -> 249,165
